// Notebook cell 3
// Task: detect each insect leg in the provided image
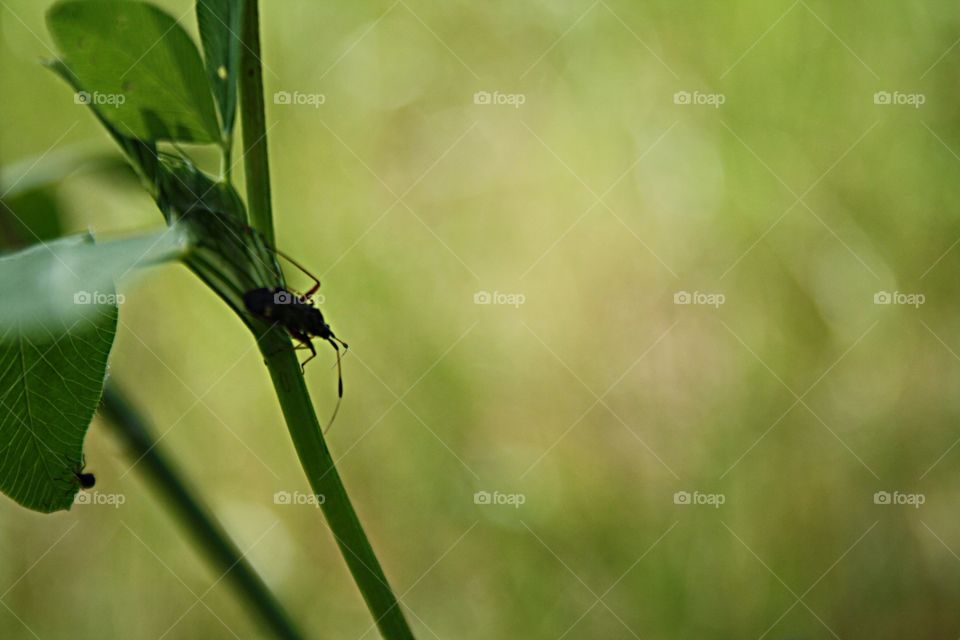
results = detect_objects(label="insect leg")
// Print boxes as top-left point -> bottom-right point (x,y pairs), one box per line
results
291,331 -> 317,372
263,338 -> 311,357
302,280 -> 321,300
275,248 -> 321,299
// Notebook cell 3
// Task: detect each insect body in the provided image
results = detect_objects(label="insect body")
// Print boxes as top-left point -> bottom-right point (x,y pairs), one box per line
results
74,467 -> 95,490
238,231 -> 348,431
72,455 -> 96,489
243,287 -> 347,373
243,286 -> 348,430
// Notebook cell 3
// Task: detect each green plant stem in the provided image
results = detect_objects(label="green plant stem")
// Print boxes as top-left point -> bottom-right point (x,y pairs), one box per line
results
100,383 -> 305,640
238,0 -> 273,246
258,332 -> 416,639
238,3 -> 416,638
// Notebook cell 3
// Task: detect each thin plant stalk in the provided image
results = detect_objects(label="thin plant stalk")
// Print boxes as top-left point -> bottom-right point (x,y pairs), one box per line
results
100,383 -> 305,640
238,0 -> 273,245
238,2 -> 416,638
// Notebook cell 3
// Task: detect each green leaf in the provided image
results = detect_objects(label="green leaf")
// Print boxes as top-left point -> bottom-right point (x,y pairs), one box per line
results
0,145 -> 137,200
156,152 -> 245,221
47,0 -> 221,144
0,230 -> 188,512
0,230 -> 190,335
0,193 -> 115,514
197,0 -> 243,139
0,301 -> 117,513
44,59 -> 246,226
44,59 -> 161,193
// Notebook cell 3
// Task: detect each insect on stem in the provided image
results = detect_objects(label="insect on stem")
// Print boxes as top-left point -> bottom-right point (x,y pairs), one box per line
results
240,244 -> 348,432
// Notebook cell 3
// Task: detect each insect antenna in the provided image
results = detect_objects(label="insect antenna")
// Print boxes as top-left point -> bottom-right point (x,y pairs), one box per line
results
325,396 -> 342,435
323,338 -> 344,434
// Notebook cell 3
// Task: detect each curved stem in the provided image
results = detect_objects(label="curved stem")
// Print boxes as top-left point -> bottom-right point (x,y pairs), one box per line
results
101,382 -> 305,640
238,3 -> 416,638
258,331 -> 416,639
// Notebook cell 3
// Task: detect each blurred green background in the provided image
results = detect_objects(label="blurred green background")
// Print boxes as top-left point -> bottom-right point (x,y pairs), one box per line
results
3,0 -> 960,637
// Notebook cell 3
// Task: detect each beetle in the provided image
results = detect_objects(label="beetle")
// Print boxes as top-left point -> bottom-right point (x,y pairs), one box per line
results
243,287 -> 347,376
242,255 -> 348,431
74,460 -> 95,490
